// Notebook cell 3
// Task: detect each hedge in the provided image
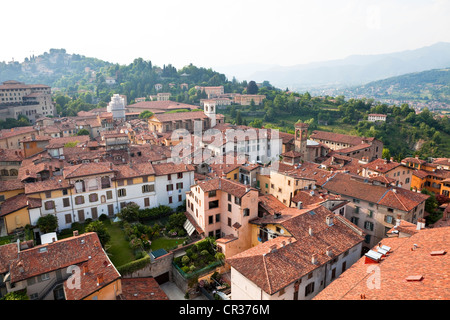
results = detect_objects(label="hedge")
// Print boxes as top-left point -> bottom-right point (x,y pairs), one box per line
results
116,251 -> 151,275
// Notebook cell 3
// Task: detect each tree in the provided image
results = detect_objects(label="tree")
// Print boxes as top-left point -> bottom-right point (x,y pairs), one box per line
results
77,128 -> 90,136
139,110 -> 154,119
118,203 -> 140,222
382,148 -> 391,160
37,214 -> 58,234
246,81 -> 259,94
85,221 -> 111,247
235,111 -> 242,125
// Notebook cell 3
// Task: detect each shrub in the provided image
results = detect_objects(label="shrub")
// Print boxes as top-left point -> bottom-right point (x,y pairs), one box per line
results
181,255 -> 190,266
99,214 -> 108,221
182,266 -> 190,273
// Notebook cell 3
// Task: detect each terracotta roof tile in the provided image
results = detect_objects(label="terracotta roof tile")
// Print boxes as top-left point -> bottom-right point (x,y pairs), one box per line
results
314,227 -> 450,300
227,205 -> 364,295
120,278 -> 169,300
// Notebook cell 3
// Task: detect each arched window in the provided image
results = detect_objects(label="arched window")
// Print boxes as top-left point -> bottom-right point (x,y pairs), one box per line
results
10,169 -> 18,176
0,169 -> 9,176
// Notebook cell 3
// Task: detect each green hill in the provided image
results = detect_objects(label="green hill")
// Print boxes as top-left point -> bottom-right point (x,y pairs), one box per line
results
341,68 -> 450,108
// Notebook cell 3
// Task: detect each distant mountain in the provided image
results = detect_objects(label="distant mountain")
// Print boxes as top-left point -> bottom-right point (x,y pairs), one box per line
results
232,42 -> 450,91
339,67 -> 450,107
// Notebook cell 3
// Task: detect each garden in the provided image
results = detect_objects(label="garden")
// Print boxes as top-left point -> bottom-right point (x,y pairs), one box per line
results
56,203 -> 190,273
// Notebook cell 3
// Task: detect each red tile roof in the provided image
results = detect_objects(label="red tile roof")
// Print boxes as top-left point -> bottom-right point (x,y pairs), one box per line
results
0,194 -> 41,217
227,205 -> 365,295
120,278 -> 169,300
322,173 -> 429,212
314,226 -> 450,300
63,162 -> 116,179
310,130 -> 369,146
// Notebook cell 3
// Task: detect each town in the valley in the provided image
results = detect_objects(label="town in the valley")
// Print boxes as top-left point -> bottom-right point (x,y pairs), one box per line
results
0,79 -> 449,302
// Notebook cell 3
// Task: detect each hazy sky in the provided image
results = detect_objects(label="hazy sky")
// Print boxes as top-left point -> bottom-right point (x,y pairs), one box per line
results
2,0 -> 450,70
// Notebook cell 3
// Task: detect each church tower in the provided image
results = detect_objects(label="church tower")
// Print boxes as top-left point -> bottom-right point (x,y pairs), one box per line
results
203,101 -> 217,128
294,122 -> 309,157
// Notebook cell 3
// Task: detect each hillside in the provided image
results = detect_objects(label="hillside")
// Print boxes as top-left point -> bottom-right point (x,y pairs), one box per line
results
338,68 -> 450,111
227,42 -> 450,92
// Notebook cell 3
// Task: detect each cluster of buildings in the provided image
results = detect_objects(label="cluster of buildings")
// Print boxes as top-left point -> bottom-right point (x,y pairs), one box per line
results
0,82 -> 449,301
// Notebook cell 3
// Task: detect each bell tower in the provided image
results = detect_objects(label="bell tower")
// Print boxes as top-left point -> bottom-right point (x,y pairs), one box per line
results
204,101 -> 217,128
294,122 -> 309,157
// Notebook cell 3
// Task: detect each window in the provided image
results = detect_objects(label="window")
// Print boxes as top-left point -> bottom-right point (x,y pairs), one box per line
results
75,196 -> 84,205
177,172 -> 183,179
216,214 -> 220,222
167,184 -> 174,192
106,190 -> 113,199
65,214 -> 72,224
354,206 -> 359,214
144,197 -> 150,207
44,201 -> 55,210
305,282 -> 315,296
385,215 -> 394,224
350,217 -> 359,226
118,189 -> 126,197
89,193 -> 98,202
209,215 -> 214,224
142,184 -> 155,193
234,197 -> 241,205
62,189 -> 68,196
127,179 -> 133,185
63,198 -> 70,207
228,194 -> 232,202
169,196 -> 173,204
228,218 -> 232,227
143,176 -> 148,183
41,273 -> 50,281
208,190 -> 217,197
228,204 -> 232,212
243,208 -> 250,217
91,207 -> 98,220
364,234 -> 371,243
178,194 -> 182,202
45,191 -> 52,198
117,180 -> 125,186
364,221 -> 374,231
167,174 -> 172,180
176,182 -> 184,189
209,200 -> 219,209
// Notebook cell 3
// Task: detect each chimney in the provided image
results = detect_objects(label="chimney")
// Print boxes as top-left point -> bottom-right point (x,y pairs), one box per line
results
390,157 -> 394,162
309,227 -> 313,236
311,254 -> 318,265
326,246 -> 333,257
326,215 -> 334,226
73,230 -> 79,236
83,264 -> 89,275
97,273 -> 104,286
297,201 -> 303,209
416,218 -> 426,230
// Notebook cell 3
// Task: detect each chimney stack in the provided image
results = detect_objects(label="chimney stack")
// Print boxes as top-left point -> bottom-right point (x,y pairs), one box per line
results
97,273 -> 104,286
297,201 -> 302,209
326,215 -> 334,226
416,218 -> 426,230
309,227 -> 313,236
326,246 -> 333,257
73,230 -> 79,236
83,264 -> 89,275
311,254 -> 318,265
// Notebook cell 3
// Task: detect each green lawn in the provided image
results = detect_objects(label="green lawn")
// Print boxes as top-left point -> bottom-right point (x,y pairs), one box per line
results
104,221 -> 136,267
150,236 -> 186,252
